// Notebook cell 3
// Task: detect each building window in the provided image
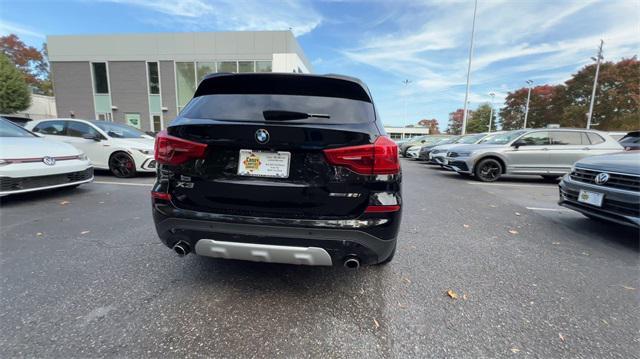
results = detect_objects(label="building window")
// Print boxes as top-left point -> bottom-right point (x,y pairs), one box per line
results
255,61 -> 272,72
148,62 -> 160,94
176,62 -> 196,111
217,61 -> 237,73
238,61 -> 254,73
92,62 -> 109,94
197,62 -> 216,82
152,115 -> 162,132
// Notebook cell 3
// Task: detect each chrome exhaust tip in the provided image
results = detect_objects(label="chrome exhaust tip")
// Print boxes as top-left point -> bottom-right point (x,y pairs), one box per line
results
343,257 -> 360,269
173,241 -> 190,257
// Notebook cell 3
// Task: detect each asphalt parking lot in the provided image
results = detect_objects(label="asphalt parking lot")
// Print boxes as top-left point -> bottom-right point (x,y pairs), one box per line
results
1,162 -> 638,358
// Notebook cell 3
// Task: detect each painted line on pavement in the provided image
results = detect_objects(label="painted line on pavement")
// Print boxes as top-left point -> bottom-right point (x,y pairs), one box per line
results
526,206 -> 573,212
466,182 -> 553,189
93,181 -> 153,187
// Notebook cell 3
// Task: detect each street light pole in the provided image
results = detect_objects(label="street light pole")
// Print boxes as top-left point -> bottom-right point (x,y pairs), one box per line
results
402,79 -> 412,124
461,0 -> 478,135
523,80 -> 533,129
586,39 -> 604,129
488,92 -> 495,133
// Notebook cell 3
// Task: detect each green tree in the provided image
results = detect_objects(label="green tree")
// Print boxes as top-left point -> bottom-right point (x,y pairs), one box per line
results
562,57 -> 639,130
0,54 -> 31,114
467,103 -> 497,133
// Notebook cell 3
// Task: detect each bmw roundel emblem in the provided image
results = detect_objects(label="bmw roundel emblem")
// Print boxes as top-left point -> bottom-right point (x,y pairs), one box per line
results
594,172 -> 609,185
255,129 -> 270,144
42,156 -> 56,166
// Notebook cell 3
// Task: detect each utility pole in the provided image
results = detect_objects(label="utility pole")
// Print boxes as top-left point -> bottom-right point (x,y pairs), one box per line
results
488,92 -> 495,133
402,79 -> 412,124
586,39 -> 604,129
461,0 -> 478,135
523,80 -> 533,129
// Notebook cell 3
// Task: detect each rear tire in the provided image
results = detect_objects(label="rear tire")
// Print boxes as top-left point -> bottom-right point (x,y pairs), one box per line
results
474,158 -> 503,182
109,152 -> 136,178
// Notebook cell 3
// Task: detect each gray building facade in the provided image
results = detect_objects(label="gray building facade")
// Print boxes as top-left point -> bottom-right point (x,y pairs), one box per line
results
48,31 -> 312,132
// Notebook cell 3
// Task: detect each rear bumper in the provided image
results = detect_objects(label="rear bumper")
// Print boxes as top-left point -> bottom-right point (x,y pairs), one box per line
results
152,203 -> 399,266
558,175 -> 640,228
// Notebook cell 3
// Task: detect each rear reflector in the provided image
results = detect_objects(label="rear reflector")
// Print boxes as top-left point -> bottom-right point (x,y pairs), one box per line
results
154,130 -> 207,166
365,205 -> 401,213
151,191 -> 171,201
323,136 -> 400,175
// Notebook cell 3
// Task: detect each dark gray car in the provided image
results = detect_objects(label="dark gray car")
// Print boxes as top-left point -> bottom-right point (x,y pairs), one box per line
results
559,152 -> 640,228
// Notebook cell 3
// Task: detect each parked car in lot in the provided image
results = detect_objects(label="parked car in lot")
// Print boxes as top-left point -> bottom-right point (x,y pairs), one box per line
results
406,145 -> 423,159
559,152 -> 639,228
399,135 -> 449,157
445,128 -> 623,182
151,73 -> 401,268
26,119 -> 155,178
428,132 -> 500,165
418,136 -> 461,161
619,131 -> 640,151
0,118 -> 93,196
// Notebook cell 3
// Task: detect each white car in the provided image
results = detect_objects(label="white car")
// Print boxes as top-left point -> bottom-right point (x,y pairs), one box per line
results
429,132 -> 504,166
26,118 -> 155,178
0,118 -> 93,196
406,145 -> 422,159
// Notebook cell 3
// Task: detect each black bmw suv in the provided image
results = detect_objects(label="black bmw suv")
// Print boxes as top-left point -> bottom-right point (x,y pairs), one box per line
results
151,73 -> 401,268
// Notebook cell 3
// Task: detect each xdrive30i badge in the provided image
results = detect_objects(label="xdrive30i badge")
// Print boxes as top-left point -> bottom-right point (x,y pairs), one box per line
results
255,129 -> 269,144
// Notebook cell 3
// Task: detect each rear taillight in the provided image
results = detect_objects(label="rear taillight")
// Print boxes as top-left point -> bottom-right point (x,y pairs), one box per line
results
154,130 -> 207,166
323,136 -> 399,175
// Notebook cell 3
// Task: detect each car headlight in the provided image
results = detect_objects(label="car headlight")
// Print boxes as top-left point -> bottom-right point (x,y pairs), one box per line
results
134,148 -> 153,155
78,153 -> 88,161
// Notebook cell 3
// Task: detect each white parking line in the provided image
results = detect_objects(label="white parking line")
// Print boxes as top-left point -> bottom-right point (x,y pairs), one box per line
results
466,182 -> 554,189
526,206 -> 572,212
93,181 -> 153,187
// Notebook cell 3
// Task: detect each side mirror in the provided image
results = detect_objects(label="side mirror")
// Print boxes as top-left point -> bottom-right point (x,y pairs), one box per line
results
512,139 -> 525,148
82,133 -> 101,141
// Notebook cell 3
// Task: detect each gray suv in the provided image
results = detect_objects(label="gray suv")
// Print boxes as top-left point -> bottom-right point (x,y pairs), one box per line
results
445,129 -> 623,182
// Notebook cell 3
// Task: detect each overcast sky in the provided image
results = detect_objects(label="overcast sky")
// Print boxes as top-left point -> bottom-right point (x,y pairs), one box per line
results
1,0 -> 638,129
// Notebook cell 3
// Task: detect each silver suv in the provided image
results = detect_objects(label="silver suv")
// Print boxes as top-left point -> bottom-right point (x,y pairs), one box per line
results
444,129 -> 623,182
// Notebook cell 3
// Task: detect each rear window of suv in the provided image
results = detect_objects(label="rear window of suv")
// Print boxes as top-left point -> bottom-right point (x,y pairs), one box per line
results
180,74 -> 376,124
180,94 -> 376,125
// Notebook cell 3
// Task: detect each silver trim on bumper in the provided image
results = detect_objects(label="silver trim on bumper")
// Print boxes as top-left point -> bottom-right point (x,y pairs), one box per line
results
194,239 -> 333,266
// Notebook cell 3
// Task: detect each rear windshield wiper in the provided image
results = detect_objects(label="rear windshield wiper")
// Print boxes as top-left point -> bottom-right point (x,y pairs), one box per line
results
263,110 -> 331,121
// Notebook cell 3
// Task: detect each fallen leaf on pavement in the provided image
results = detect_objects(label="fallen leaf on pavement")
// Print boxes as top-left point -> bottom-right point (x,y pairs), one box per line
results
515,212 -> 521,216
59,200 -> 71,205
559,333 -> 565,342
373,318 -> 380,329
621,285 -> 636,290
80,230 -> 91,235
601,319 -> 609,325
446,290 -> 459,299
98,201 -> 105,204
510,348 -> 520,353
463,224 -> 470,228
489,204 -> 497,208
508,229 -> 519,235
552,242 -> 560,245
402,277 -> 411,284
463,293 -> 468,300
36,232 -> 43,236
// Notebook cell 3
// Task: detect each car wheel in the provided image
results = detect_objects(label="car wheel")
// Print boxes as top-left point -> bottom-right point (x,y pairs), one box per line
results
109,152 -> 136,178
377,244 -> 396,265
474,158 -> 502,182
